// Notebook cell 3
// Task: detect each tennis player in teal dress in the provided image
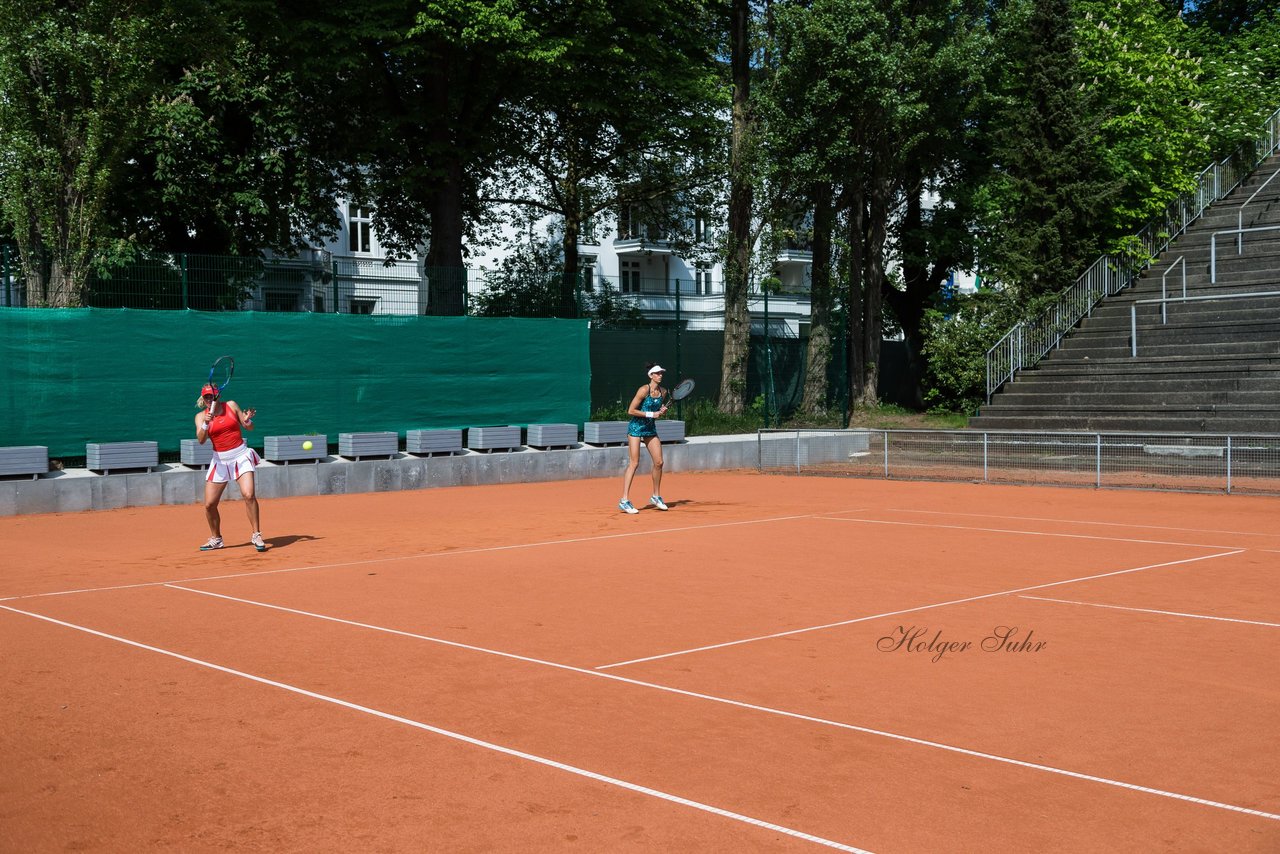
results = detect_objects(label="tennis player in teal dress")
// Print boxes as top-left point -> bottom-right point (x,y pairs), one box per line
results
619,364 -> 669,514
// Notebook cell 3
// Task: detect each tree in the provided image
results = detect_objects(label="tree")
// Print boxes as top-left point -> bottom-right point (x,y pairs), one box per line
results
325,0 -> 574,315
115,6 -> 342,256
978,0 -> 1120,300
719,0 -> 758,415
0,0 -> 214,305
487,0 -> 723,318
1075,0 -> 1206,234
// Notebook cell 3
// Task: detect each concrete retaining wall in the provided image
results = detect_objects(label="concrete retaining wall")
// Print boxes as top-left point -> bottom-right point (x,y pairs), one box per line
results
0,433 -> 851,517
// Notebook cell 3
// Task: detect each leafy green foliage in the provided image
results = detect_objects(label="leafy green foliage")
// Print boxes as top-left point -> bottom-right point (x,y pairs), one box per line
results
1075,0 -> 1207,232
920,290 -> 1023,414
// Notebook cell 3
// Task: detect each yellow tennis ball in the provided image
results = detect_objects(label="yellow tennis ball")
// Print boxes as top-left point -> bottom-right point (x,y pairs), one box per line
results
302,440 -> 313,451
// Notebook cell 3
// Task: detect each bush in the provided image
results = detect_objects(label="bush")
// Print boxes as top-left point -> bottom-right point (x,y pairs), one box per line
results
920,290 -> 1021,414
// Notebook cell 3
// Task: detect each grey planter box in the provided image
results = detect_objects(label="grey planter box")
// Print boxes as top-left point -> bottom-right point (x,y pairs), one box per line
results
467,426 -> 522,453
0,445 -> 48,479
179,439 -> 215,468
406,429 -> 463,456
527,423 -> 578,449
583,421 -> 628,446
263,435 -> 327,464
87,441 -> 158,474
656,420 -> 686,442
339,431 -> 398,460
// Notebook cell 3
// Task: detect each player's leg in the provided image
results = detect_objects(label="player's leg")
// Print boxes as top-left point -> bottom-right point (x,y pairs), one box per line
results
645,436 -> 667,509
620,435 -> 641,513
236,470 -> 265,551
201,479 -> 229,549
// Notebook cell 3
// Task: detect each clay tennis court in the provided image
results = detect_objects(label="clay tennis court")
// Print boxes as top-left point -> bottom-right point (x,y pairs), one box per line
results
2,472 -> 1278,852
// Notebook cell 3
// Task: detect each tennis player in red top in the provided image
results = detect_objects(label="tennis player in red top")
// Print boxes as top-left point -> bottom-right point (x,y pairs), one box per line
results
194,383 -> 265,552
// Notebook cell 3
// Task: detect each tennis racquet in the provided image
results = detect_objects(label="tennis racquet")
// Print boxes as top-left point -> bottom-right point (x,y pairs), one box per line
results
662,378 -> 695,410
205,355 -> 235,420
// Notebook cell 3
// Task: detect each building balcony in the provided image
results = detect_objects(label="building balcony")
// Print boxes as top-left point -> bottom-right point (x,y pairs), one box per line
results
775,248 -> 813,265
613,237 -> 674,256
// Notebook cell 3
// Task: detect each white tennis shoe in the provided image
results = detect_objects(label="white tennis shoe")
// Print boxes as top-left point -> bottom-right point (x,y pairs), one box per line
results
251,532 -> 266,552
619,499 -> 639,515
650,495 -> 668,511
199,536 -> 224,551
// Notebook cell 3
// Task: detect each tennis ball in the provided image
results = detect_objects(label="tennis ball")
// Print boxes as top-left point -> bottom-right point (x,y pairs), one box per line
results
302,440 -> 313,451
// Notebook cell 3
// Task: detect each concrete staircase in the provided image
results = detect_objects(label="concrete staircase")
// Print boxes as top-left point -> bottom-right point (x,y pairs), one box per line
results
972,152 -> 1280,433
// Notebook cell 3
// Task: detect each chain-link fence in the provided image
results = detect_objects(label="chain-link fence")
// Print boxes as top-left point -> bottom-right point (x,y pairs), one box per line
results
758,428 -> 1280,495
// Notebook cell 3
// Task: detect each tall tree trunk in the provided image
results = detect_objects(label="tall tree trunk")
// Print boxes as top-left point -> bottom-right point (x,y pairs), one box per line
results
844,197 -> 865,425
559,160 -> 582,318
425,159 -> 467,316
859,176 -> 891,409
719,0 -> 753,415
800,184 -> 834,414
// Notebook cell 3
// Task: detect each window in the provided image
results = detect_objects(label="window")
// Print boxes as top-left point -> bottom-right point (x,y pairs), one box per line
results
264,290 -> 300,312
350,297 -> 378,315
621,260 -> 641,294
694,264 -> 713,295
348,206 -> 372,254
581,256 -> 597,293
581,215 -> 599,245
694,213 -> 710,243
617,205 -> 636,241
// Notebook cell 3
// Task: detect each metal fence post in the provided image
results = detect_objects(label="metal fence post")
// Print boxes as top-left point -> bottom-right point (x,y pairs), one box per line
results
1096,434 -> 1102,488
795,430 -> 801,475
1130,305 -> 1137,357
1226,436 -> 1233,494
675,282 -> 683,421
180,254 -> 189,309
1,243 -> 9,307
883,430 -> 889,478
332,261 -> 339,312
983,432 -> 988,482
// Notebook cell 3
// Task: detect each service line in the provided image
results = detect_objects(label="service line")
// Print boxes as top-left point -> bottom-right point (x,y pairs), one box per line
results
595,549 -> 1244,669
148,581 -> 1280,823
1020,595 -> 1280,628
0,603 -> 872,854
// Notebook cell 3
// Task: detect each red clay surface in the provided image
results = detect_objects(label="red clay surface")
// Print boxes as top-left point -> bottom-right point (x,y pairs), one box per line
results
2,473 -> 1278,852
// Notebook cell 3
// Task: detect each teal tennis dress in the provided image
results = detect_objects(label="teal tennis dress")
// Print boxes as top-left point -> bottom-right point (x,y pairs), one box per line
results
628,394 -> 663,438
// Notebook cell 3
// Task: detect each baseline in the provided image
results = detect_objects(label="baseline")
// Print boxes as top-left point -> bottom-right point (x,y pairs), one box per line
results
0,511 -> 824,603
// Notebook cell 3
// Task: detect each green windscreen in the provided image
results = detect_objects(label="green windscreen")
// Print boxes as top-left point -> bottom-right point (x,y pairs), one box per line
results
0,309 -> 589,457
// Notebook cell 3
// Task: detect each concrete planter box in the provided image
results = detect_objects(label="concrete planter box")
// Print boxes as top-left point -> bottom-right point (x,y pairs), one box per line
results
406,429 -> 463,456
584,422 -> 628,446
656,420 -> 686,442
0,445 -> 49,479
179,439 -> 215,468
338,431 -> 398,460
87,441 -> 158,474
263,435 -> 327,464
467,426 -> 522,453
527,423 -> 578,449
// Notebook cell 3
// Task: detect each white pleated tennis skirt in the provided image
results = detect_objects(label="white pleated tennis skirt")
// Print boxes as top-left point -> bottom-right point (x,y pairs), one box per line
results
206,442 -> 261,484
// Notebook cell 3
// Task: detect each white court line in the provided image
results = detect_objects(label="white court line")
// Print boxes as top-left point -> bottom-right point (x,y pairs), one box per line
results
812,515 -> 1244,550
156,583 -> 1280,822
595,550 -> 1244,670
0,603 -> 871,854
0,511 -> 824,603
1020,595 -> 1280,628
880,507 -> 1280,540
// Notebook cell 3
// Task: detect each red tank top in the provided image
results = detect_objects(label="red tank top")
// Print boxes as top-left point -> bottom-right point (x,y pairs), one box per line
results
207,405 -> 244,453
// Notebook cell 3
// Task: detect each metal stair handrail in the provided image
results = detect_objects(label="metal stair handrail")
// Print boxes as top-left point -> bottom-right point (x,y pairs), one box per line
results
986,105 -> 1280,403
